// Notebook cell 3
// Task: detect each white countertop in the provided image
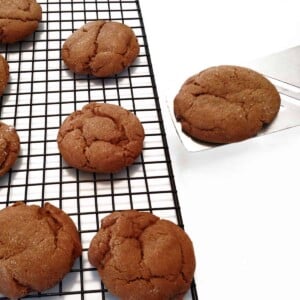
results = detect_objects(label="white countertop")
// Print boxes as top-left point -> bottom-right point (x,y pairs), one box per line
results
139,1 -> 300,299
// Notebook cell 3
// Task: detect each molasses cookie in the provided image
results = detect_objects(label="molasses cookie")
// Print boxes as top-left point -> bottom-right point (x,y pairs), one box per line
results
0,121 -> 20,176
88,210 -> 196,300
62,20 -> 139,77
0,53 -> 9,96
0,202 -> 82,299
57,102 -> 144,173
0,0 -> 42,43
174,65 -> 281,144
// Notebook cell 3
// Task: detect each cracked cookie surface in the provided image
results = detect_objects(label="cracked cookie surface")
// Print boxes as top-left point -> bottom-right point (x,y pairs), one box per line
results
57,102 -> 144,173
0,54 -> 9,96
0,121 -> 20,176
174,65 -> 281,144
62,20 -> 140,77
0,0 -> 42,43
0,202 -> 82,299
88,210 -> 196,300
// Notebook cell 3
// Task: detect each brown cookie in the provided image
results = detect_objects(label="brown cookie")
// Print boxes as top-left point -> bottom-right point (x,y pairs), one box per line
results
0,121 -> 20,176
174,65 -> 281,144
0,0 -> 42,44
57,102 -> 144,173
88,210 -> 196,300
0,53 -> 9,96
0,202 -> 82,299
62,20 -> 139,77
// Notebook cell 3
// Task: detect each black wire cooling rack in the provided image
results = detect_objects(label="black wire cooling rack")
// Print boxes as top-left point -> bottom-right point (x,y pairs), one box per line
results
0,1 -> 198,299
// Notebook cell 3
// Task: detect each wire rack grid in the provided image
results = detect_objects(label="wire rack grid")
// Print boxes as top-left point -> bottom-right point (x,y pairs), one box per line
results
0,0 -> 198,299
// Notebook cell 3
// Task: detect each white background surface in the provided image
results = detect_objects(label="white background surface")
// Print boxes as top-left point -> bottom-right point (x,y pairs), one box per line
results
139,1 -> 300,299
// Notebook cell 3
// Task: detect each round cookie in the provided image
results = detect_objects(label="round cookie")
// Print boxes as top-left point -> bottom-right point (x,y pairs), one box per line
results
0,121 -> 20,176
57,102 -> 144,173
0,202 -> 82,299
0,53 -> 9,96
0,0 -> 42,43
174,65 -> 281,144
88,210 -> 196,300
62,20 -> 139,77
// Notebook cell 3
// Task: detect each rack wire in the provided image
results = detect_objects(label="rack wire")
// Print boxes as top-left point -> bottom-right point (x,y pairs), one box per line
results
0,0 -> 198,299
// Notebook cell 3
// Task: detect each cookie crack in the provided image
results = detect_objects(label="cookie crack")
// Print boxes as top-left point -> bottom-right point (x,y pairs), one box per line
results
232,89 -> 267,125
0,143 -> 8,169
0,246 -> 28,261
178,104 -> 224,132
188,89 -> 265,125
102,217 -> 158,264
116,273 -> 182,285
10,0 -> 31,12
178,243 -> 189,285
83,146 -> 95,170
11,274 -> 32,294
87,22 -> 106,72
89,23 -> 133,74
78,22 -> 105,73
0,0 -> 40,17
110,260 -> 169,284
97,230 -> 113,268
1,216 -> 64,262
190,91 -> 229,102
87,111 -> 130,145
0,17 -> 40,22
192,123 -> 223,133
43,212 -> 63,251
115,41 -> 134,67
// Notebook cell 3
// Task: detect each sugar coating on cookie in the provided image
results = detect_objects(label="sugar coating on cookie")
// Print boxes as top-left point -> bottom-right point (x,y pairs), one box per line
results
62,20 -> 140,77
0,202 -> 82,299
88,210 -> 196,300
57,102 -> 144,173
0,54 -> 9,95
0,121 -> 20,176
0,0 -> 42,43
174,65 -> 281,144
